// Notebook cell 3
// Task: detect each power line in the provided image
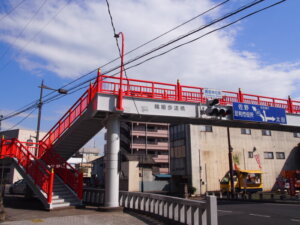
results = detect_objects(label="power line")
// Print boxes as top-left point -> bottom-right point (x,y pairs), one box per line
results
105,0 -> 140,114
94,0 -> 231,72
2,108 -> 36,132
122,0 -> 287,74
0,0 -> 48,61
120,0 -> 266,71
69,0 -> 267,83
35,0 -> 273,102
0,0 -> 230,118
1,0 -> 281,123
0,0 -> 71,72
0,0 -> 27,22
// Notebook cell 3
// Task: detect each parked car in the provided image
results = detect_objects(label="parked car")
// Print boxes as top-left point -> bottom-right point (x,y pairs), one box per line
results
9,179 -> 27,194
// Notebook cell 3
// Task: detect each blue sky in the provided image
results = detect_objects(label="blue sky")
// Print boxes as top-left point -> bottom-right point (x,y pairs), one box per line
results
0,0 -> 299,151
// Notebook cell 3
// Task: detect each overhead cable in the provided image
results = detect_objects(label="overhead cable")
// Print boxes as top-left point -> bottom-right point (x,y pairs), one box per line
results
0,0 -> 27,22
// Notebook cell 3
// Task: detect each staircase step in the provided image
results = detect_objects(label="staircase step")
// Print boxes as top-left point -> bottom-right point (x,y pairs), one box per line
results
52,199 -> 67,204
53,190 -> 72,194
51,202 -> 72,209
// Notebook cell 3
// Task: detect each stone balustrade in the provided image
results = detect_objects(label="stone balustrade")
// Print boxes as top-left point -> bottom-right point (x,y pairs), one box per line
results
83,188 -> 218,225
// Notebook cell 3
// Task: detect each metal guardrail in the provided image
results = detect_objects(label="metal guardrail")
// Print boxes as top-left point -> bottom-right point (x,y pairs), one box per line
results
83,188 -> 218,225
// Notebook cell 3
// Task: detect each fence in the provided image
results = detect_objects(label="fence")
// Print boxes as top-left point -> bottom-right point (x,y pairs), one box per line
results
83,188 -> 218,225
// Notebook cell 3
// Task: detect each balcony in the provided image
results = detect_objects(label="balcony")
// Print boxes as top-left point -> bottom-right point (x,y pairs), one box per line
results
131,129 -> 168,138
153,155 -> 169,163
131,142 -> 169,150
153,167 -> 169,175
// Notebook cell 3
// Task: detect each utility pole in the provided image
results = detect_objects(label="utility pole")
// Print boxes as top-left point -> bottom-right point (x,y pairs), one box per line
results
36,80 -> 44,146
35,81 -> 67,154
0,115 -> 3,131
227,126 -> 235,198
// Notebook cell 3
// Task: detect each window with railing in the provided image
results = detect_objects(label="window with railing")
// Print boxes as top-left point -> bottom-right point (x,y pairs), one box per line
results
133,125 -> 146,131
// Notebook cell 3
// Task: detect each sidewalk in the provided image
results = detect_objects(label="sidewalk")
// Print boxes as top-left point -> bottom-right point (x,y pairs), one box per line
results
2,211 -> 161,225
2,195 -> 165,225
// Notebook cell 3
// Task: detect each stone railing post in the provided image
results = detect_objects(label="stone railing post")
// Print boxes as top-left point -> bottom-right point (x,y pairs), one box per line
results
206,195 -> 218,225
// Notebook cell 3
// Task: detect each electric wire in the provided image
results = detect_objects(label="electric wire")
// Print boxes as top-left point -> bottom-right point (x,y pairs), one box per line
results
0,0 -> 27,22
30,0 -> 277,104
0,0 -> 71,72
105,0 -> 140,114
100,0 -> 231,70
1,0 -> 282,125
0,0 -> 230,119
121,0 -> 287,75
2,108 -> 36,132
65,0 -> 284,88
0,0 -> 48,61
118,0 -> 266,72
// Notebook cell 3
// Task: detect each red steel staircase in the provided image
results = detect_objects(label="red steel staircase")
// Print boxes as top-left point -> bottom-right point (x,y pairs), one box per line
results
0,139 -> 81,209
0,74 -> 102,209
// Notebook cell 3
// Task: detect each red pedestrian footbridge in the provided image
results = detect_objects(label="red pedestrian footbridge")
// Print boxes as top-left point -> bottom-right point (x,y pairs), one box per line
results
1,71 -> 300,209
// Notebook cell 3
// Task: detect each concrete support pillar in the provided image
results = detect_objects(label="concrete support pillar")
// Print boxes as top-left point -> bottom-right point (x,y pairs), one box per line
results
104,115 -> 120,208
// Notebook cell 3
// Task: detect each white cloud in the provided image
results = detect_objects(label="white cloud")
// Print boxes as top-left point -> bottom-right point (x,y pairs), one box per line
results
0,0 -> 299,100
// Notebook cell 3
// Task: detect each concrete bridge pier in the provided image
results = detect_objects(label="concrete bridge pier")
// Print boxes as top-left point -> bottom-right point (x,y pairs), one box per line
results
104,115 -> 120,208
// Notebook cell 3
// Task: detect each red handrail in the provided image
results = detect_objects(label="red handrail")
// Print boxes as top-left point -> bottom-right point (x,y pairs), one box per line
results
0,138 -> 54,203
42,148 -> 83,199
99,74 -> 299,114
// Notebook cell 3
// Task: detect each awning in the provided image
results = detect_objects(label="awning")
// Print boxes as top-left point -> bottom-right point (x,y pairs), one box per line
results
155,174 -> 172,178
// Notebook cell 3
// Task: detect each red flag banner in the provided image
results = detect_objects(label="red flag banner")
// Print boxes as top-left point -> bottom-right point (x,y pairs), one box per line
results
254,154 -> 262,169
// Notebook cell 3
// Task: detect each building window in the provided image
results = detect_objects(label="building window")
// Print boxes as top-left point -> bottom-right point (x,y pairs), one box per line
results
264,152 -> 274,159
294,132 -> 300,138
262,130 -> 271,136
276,152 -> 285,159
241,128 -> 251,135
248,152 -> 253,158
200,125 -> 213,132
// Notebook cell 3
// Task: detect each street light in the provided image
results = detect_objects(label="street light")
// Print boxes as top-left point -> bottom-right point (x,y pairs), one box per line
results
114,32 -> 125,111
36,81 -> 68,151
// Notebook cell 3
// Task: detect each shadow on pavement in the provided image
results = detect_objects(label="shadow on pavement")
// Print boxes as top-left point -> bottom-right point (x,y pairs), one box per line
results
4,194 -> 44,211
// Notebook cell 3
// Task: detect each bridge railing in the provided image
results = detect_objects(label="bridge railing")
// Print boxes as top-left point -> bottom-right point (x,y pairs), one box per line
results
83,188 -> 218,225
99,74 -> 300,114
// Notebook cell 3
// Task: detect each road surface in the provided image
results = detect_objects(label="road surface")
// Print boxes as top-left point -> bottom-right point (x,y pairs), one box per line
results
218,200 -> 300,225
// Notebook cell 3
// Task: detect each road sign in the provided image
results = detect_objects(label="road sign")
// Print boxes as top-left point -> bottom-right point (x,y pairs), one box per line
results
203,88 -> 223,99
233,102 -> 287,124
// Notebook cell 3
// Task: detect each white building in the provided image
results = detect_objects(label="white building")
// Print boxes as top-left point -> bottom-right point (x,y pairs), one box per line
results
170,124 -> 300,195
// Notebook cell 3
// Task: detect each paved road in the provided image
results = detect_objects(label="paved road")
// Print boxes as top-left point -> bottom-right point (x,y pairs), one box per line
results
218,200 -> 300,225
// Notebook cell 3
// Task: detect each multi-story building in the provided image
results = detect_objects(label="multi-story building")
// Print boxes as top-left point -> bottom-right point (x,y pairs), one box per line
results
170,124 -> 300,195
69,147 -> 100,180
119,121 -> 170,192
